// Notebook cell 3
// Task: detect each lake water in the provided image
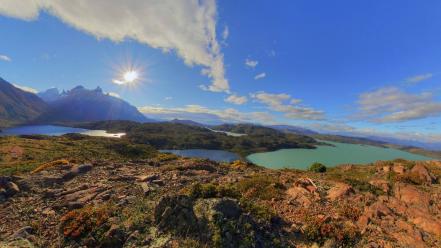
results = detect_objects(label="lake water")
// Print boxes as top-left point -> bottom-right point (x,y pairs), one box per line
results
207,128 -> 246,137
0,125 -> 125,138
160,149 -> 240,162
247,141 -> 433,169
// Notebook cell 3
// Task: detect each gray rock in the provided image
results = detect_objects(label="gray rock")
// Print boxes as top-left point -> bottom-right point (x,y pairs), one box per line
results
10,226 -> 33,240
100,224 -> 127,248
62,164 -> 93,180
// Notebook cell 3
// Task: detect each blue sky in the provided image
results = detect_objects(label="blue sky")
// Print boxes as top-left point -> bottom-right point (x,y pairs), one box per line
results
0,0 -> 441,144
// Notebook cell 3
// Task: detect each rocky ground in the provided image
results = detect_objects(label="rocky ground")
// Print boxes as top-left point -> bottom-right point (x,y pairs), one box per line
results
1,140 -> 441,247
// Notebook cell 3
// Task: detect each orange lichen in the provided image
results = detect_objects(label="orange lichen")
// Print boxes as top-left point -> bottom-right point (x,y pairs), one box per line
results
60,205 -> 113,239
31,159 -> 70,174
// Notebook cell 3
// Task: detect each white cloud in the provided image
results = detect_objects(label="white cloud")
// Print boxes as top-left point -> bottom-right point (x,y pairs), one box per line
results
0,54 -> 11,62
254,72 -> 266,80
0,0 -> 229,92
164,96 -> 173,101
406,73 -> 433,84
251,91 -> 325,120
357,87 -> 441,123
112,79 -> 125,85
222,25 -> 229,41
245,58 -> 258,68
107,92 -> 121,98
12,83 -> 38,94
310,122 -> 441,147
268,50 -> 276,57
225,94 -> 248,105
139,104 -> 274,124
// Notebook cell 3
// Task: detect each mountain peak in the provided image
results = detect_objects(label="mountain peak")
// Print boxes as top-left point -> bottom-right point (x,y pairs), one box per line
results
36,85 -> 146,123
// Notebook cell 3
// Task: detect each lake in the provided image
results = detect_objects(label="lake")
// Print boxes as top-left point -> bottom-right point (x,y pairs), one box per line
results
247,141 -> 433,169
207,128 -> 246,137
0,125 -> 125,138
160,149 -> 240,163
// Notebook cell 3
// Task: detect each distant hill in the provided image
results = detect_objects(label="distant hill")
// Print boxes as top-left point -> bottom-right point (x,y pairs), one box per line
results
0,78 -> 47,127
36,86 -> 147,123
269,124 -> 318,135
169,119 -> 208,127
77,121 -> 320,156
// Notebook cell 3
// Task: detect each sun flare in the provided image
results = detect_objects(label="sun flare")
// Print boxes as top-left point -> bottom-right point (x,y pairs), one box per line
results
123,70 -> 138,83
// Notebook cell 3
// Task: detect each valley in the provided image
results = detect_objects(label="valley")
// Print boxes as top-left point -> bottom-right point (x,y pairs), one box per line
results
0,135 -> 441,247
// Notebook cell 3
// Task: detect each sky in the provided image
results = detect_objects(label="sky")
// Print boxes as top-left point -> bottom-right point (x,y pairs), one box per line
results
0,0 -> 441,145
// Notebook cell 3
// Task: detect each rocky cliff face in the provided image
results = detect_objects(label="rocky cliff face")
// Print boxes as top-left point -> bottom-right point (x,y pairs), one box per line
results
0,78 -> 47,127
0,136 -> 440,247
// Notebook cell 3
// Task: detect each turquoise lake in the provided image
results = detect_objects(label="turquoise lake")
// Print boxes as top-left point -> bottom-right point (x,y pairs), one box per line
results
247,141 -> 433,169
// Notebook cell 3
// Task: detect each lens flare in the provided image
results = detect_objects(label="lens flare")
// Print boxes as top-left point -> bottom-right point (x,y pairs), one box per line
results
123,70 -> 138,83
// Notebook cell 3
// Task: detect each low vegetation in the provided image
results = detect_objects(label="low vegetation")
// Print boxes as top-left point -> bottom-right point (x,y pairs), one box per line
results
0,134 -> 156,176
308,162 -> 327,173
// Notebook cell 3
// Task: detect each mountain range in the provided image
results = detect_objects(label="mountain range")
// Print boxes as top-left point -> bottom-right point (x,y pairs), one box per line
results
35,86 -> 147,123
0,77 -> 439,151
0,78 -> 148,127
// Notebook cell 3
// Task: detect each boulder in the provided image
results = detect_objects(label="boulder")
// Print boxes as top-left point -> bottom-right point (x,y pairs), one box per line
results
406,208 -> 441,236
365,201 -> 392,219
154,195 -> 198,235
394,184 -> 430,209
293,178 -> 317,193
0,177 -> 20,202
62,164 -> 92,180
410,163 -> 436,184
100,224 -> 127,248
392,164 -> 405,174
286,186 -> 313,207
193,198 -> 242,222
327,183 -> 354,201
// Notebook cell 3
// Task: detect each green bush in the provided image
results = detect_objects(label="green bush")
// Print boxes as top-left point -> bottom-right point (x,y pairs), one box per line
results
309,162 -> 327,173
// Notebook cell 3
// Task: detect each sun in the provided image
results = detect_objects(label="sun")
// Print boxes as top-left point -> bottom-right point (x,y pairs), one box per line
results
111,57 -> 148,86
123,70 -> 138,83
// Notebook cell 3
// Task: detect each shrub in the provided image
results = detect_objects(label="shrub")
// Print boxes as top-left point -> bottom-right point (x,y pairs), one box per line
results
107,141 -> 156,159
236,175 -> 285,200
189,183 -> 240,199
309,162 -> 327,173
344,178 -> 384,196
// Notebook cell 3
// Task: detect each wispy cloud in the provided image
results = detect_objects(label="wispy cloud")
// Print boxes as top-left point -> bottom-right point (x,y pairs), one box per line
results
0,0 -> 229,92
139,104 -> 274,124
107,92 -> 121,98
0,54 -> 11,62
267,50 -> 276,57
254,72 -> 266,80
245,58 -> 258,68
310,122 -> 441,147
356,86 -> 441,123
251,91 -> 325,120
222,25 -> 229,41
12,83 -> 38,94
405,73 -> 433,85
164,96 -> 173,101
225,94 -> 248,105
